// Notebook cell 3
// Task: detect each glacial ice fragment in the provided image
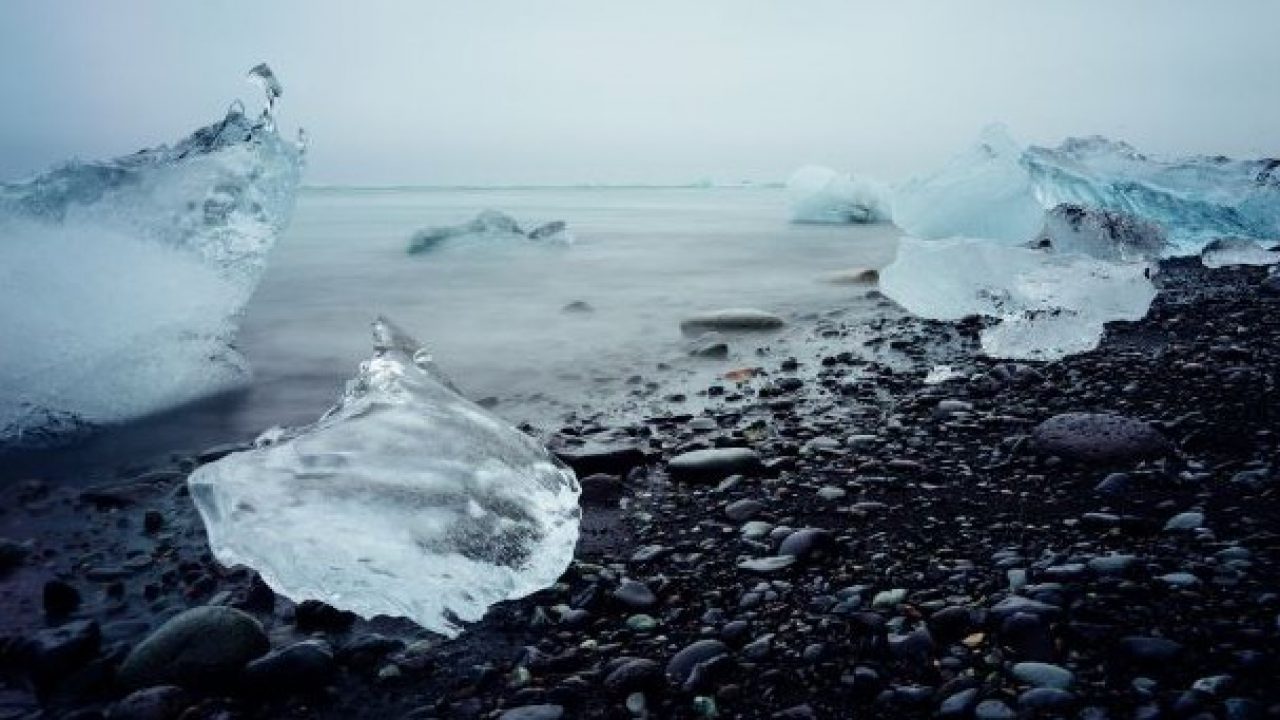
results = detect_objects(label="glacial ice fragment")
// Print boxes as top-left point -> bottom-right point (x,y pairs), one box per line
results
879,237 -> 1156,361
893,125 -> 1280,252
1200,237 -> 1280,269
407,210 -> 573,254
0,65 -> 304,449
1033,204 -> 1167,262
787,165 -> 891,224
892,125 -> 1045,243
187,318 -> 581,637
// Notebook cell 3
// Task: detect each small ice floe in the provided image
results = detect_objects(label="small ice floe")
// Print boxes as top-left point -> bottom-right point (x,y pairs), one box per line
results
407,210 -> 573,253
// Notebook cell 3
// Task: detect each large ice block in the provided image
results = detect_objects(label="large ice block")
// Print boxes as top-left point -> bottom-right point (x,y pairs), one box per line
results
0,65 -> 304,449
188,318 -> 582,637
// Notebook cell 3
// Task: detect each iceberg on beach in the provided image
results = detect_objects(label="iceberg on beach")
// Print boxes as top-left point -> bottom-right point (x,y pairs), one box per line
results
787,165 -> 891,224
188,318 -> 582,637
407,210 -> 573,254
0,65 -> 304,449
893,125 -> 1280,253
880,237 -> 1157,361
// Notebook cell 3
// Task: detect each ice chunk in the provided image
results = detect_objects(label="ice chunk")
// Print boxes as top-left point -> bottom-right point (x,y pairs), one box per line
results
187,318 -> 581,637
246,63 -> 283,121
407,210 -> 572,254
1200,237 -> 1280,268
892,125 -> 1045,243
880,237 -> 1156,361
0,65 -> 304,449
892,127 -> 1280,253
1024,137 -> 1280,250
1033,204 -> 1167,261
787,165 -> 890,224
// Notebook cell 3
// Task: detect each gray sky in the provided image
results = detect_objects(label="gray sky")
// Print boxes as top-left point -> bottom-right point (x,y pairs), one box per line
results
1,1 -> 1277,186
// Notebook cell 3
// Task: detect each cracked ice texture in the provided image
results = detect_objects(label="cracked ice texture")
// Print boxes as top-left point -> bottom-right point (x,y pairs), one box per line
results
188,318 -> 582,637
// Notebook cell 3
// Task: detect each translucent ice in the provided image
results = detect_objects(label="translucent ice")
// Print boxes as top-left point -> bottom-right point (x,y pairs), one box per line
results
1200,237 -> 1280,268
1033,204 -> 1167,261
880,237 -> 1157,361
892,125 -> 1045,243
893,126 -> 1280,252
0,65 -> 304,448
188,318 -> 581,637
407,210 -> 573,254
787,165 -> 891,224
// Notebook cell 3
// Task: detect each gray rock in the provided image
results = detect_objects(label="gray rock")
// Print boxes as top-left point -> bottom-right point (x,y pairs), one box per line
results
974,699 -> 1017,720
1018,687 -> 1076,712
1011,661 -> 1074,689
242,640 -> 335,695
668,447 -> 762,482
1032,412 -> 1171,464
738,556 -> 796,574
612,579 -> 658,610
108,685 -> 190,720
604,658 -> 662,695
1164,511 -> 1204,531
680,309 -> 785,335
665,639 -> 730,691
777,527 -> 833,560
725,499 -> 764,522
117,606 -> 269,690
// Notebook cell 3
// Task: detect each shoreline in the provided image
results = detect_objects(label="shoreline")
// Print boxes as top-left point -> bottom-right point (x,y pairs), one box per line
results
1,257 -> 1278,718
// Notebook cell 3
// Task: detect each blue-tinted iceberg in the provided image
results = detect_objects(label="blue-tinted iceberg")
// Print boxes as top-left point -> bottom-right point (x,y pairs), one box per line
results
880,237 -> 1157,361
0,65 -> 304,449
407,210 -> 573,254
1033,204 -> 1167,262
787,165 -> 891,224
893,125 -> 1280,253
188,318 -> 581,637
1200,237 -> 1280,269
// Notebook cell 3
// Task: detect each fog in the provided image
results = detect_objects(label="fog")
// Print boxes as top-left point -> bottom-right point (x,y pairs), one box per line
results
1,0 -> 1277,186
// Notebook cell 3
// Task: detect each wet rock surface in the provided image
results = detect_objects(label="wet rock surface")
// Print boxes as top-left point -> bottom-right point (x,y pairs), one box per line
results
0,258 -> 1278,718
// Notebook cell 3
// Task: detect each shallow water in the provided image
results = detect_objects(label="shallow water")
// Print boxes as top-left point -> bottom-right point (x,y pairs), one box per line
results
7,187 -> 900,480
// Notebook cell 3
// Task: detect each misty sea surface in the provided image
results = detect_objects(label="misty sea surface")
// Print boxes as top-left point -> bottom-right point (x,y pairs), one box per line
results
12,186 -> 901,479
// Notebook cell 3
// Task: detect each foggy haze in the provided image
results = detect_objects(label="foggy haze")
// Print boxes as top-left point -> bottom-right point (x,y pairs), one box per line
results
1,0 -> 1277,186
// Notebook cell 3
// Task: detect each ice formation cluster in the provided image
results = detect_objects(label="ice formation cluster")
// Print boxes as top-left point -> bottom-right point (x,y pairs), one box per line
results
875,125 -> 1279,360
0,64 -> 304,449
188,318 -> 581,637
787,165 -> 891,224
407,210 -> 573,254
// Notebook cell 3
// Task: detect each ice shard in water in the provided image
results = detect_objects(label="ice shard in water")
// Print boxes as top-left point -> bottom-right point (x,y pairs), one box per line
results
188,318 -> 581,637
407,210 -> 573,254
787,165 -> 891,224
0,64 -> 304,449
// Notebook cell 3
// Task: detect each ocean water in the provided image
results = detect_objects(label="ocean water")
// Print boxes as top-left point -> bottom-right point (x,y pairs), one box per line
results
8,187 -> 900,480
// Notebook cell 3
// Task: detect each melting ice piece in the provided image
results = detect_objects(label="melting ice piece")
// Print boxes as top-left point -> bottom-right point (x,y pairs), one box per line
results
407,210 -> 573,254
880,237 -> 1157,361
1033,204 -> 1167,262
1200,237 -> 1280,269
188,318 -> 582,637
247,63 -> 283,119
0,65 -> 304,449
787,165 -> 891,224
892,125 -> 1046,243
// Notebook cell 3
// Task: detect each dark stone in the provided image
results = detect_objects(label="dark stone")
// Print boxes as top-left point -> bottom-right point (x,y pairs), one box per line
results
1032,412 -> 1171,464
668,447 -> 762,483
603,658 -> 662,695
1115,636 -> 1184,667
242,640 -> 336,695
553,442 -> 646,477
117,606 -> 269,690
665,639 -> 730,691
777,527 -> 834,560
108,685 -> 190,720
27,619 -> 101,690
1001,612 -> 1055,661
498,705 -> 564,720
294,599 -> 357,632
612,579 -> 657,610
927,606 -> 974,645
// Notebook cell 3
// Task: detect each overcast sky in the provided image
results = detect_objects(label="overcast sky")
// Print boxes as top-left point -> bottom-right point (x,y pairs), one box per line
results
1,1 -> 1277,186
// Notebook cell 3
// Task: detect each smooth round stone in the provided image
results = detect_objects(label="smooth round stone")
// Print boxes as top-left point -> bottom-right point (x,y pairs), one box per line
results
499,705 -> 564,720
777,527 -> 833,559
725,499 -> 764,521
1164,511 -> 1205,531
740,520 -> 773,539
626,614 -> 659,632
974,699 -> 1017,720
872,588 -> 907,608
738,556 -> 796,574
816,486 -> 846,500
604,658 -> 662,695
1031,412 -> 1171,464
1012,661 -> 1074,689
669,448 -> 763,482
1019,687 -> 1076,712
679,309 -> 785,335
665,639 -> 729,689
117,606 -> 268,690
612,579 -> 658,609
1087,554 -> 1137,576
